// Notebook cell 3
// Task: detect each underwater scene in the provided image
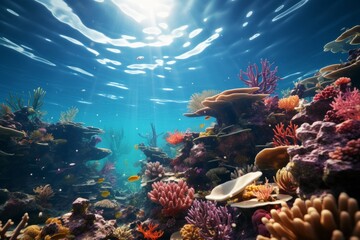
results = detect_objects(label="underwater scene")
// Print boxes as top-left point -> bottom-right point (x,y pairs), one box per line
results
1,0 -> 360,239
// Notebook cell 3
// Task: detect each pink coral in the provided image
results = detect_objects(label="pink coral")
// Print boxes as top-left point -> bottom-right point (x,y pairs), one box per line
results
330,88 -> 360,120
147,180 -> 195,216
313,85 -> 339,101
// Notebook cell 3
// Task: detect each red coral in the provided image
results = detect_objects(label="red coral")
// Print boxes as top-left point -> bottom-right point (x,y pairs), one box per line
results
137,222 -> 164,240
165,130 -> 185,145
334,77 -> 351,86
329,139 -> 360,162
313,85 -> 339,101
330,88 -> 360,120
147,180 -> 194,216
272,122 -> 299,146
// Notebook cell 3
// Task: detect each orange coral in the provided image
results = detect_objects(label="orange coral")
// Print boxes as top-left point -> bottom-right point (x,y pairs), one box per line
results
272,122 -> 298,146
334,77 -> 351,86
165,130 -> 185,145
278,95 -> 299,111
137,223 -> 164,240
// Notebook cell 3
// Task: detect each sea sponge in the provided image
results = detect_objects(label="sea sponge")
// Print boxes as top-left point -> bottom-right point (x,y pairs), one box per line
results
257,192 -> 360,240
180,224 -> 203,240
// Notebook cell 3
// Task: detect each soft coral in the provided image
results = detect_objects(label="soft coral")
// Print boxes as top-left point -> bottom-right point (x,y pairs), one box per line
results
331,88 -> 360,120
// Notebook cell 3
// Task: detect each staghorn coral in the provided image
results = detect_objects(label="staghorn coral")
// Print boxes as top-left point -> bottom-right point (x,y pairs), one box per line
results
137,222 -> 163,240
112,225 -> 134,240
187,90 -> 219,112
278,95 -> 300,111
258,192 -> 360,240
180,224 -> 204,240
186,199 -> 233,240
145,161 -> 165,179
0,213 -> 29,240
148,180 -> 195,216
330,88 -> 360,120
239,59 -> 280,94
274,165 -> 298,195
272,122 -> 299,146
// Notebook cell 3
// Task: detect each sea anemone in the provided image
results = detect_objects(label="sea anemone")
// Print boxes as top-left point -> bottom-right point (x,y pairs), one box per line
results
278,95 -> 300,111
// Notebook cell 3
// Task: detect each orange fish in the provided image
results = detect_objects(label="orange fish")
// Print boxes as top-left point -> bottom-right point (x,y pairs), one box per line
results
97,178 -> 105,183
128,175 -> 141,182
205,116 -> 211,120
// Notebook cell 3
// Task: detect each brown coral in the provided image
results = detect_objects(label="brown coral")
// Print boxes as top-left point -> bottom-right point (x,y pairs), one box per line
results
258,192 -> 360,240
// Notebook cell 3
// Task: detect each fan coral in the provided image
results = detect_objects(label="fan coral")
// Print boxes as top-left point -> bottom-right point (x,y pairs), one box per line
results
165,130 -> 185,145
137,222 -> 163,240
239,59 -> 280,94
313,85 -> 339,101
278,95 -> 300,111
180,224 -> 203,240
258,192 -> 360,240
272,122 -> 298,146
148,180 -> 195,216
112,225 -> 134,240
273,166 -> 298,195
329,138 -> 360,162
187,90 -> 219,112
145,161 -> 165,179
185,200 -> 233,240
330,88 -> 360,120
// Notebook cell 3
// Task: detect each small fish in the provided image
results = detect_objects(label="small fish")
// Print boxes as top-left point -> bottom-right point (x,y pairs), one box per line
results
204,116 -> 211,120
115,211 -> 123,219
136,56 -> 144,60
97,178 -> 105,183
134,144 -> 139,150
128,175 -> 141,182
199,123 -> 205,129
100,190 -> 111,198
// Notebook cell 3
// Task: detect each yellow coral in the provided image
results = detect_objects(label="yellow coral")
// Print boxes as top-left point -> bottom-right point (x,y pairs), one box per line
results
180,224 -> 204,240
278,95 -> 300,111
23,225 -> 41,238
112,225 -> 134,240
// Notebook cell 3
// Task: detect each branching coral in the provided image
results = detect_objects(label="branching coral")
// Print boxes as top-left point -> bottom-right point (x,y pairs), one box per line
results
272,122 -> 299,146
185,200 -> 233,240
187,90 -> 219,112
59,106 -> 79,123
258,192 -> 360,240
278,95 -> 300,111
148,180 -> 195,216
145,161 -> 165,179
239,59 -> 280,94
137,222 -> 163,240
330,88 -> 360,120
313,85 -> 340,101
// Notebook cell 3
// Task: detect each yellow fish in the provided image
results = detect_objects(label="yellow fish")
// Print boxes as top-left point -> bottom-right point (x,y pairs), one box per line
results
100,190 -> 111,198
115,211 -> 123,219
199,123 -> 205,129
134,144 -> 139,150
97,178 -> 105,183
128,175 -> 141,182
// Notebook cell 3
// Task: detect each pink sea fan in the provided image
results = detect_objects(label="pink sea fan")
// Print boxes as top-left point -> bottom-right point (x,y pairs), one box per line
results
148,180 -> 195,216
331,88 -> 360,120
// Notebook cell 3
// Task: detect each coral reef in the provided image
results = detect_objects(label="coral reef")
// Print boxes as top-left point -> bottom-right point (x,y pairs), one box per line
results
185,199 -> 233,240
137,222 -> 164,240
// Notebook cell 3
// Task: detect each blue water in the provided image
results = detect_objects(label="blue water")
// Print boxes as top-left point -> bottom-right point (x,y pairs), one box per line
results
1,0 -> 359,175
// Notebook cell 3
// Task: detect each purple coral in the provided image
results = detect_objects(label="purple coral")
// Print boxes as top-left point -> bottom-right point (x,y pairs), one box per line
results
145,161 -> 165,179
239,59 -> 280,94
185,200 -> 233,240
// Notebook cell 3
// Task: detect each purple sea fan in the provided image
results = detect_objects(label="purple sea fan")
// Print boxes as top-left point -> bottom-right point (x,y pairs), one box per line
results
185,199 -> 234,240
239,59 -> 280,94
